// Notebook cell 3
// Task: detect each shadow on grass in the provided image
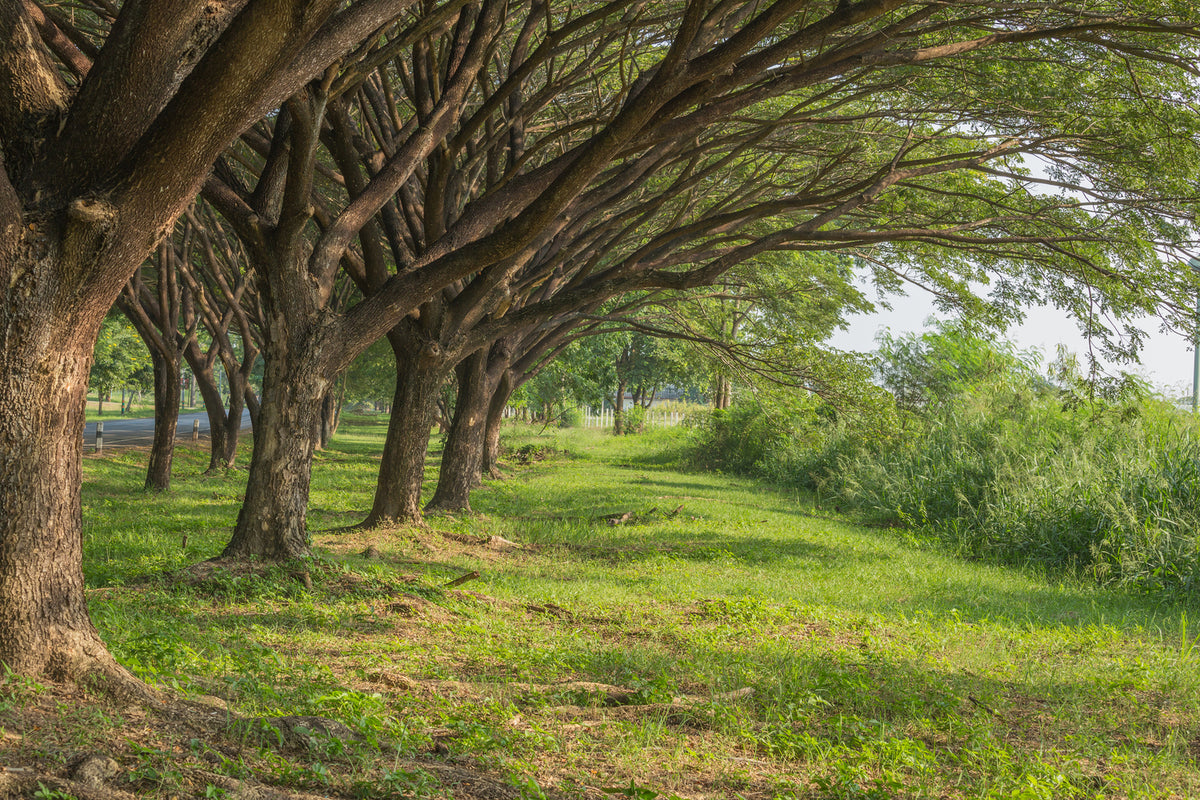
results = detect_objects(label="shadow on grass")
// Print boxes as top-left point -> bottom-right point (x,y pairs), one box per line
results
559,528 -> 870,569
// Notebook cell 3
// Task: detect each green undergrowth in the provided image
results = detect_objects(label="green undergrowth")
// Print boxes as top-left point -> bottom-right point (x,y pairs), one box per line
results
5,419 -> 1200,799
687,376 -> 1200,603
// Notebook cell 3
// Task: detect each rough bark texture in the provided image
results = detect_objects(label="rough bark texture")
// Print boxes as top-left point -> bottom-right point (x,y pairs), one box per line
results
0,249 -> 130,682
222,331 -> 328,560
0,0 -> 403,685
362,330 -> 449,526
427,349 -> 492,512
144,350 -> 181,491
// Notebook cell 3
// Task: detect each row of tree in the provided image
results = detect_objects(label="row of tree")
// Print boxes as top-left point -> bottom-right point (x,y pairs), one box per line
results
2,0 -> 1199,694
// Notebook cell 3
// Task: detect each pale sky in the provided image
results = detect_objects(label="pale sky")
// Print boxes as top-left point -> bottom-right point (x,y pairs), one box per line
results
825,151 -> 1200,395
827,288 -> 1196,397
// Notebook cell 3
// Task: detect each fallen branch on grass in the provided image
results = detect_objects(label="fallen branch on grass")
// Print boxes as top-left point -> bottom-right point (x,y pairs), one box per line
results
445,571 -> 481,588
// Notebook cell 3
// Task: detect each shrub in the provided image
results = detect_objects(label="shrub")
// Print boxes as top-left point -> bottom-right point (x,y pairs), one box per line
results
620,405 -> 646,434
687,403 -> 793,474
685,326 -> 1200,600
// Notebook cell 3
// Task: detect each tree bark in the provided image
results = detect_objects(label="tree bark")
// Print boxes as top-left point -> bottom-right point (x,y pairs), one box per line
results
0,0 -> 405,686
613,380 -> 626,435
481,369 -> 513,478
186,345 -> 231,472
221,332 -> 329,560
0,258 -> 131,683
144,350 -> 181,491
361,330 -> 449,526
427,348 -> 492,512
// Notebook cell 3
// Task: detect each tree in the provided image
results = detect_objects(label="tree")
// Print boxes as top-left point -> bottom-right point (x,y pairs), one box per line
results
875,321 -> 1042,411
215,0 -> 1200,550
7,0 -> 1200,684
175,204 -> 264,472
118,237 -> 199,491
0,0 -> 421,683
90,313 -> 151,414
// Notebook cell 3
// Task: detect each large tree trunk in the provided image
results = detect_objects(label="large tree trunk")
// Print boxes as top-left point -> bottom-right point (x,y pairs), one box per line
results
222,333 -> 329,560
427,349 -> 492,512
361,331 -> 449,526
144,350 -> 182,491
0,274 -> 130,683
481,370 -> 514,478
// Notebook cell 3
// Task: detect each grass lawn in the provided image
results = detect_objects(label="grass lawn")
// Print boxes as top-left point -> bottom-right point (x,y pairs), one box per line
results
3,418 -> 1200,799
83,395 -> 207,420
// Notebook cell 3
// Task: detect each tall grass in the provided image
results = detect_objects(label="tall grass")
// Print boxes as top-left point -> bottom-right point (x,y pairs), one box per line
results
688,332 -> 1200,601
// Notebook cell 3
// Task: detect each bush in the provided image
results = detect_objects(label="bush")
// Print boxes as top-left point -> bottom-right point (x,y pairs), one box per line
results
687,403 -> 792,473
620,405 -> 646,434
685,326 -> 1200,600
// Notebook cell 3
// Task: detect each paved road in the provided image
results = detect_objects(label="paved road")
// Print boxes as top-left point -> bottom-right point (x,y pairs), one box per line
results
83,410 -> 252,449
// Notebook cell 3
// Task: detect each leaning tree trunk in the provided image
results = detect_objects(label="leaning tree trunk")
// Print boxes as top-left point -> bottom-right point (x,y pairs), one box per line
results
361,333 -> 449,526
481,370 -> 514,478
427,349 -> 492,512
222,333 -> 330,561
0,271 -> 130,683
144,350 -> 182,491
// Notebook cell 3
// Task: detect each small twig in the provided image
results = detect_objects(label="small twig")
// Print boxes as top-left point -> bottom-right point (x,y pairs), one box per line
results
445,570 -> 480,588
968,694 -> 1001,718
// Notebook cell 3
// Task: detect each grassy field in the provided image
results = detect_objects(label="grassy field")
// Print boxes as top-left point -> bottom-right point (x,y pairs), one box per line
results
83,395 -> 206,420
4,419 -> 1200,799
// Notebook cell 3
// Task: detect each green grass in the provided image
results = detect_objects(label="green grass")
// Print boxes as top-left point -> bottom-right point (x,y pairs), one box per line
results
7,418 -> 1200,798
83,394 -> 207,420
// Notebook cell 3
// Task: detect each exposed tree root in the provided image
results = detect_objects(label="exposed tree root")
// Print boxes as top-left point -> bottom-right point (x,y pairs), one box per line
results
31,630 -> 164,708
353,512 -> 427,532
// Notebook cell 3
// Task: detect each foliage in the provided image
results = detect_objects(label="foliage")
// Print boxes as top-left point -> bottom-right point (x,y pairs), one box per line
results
344,338 -> 396,409
670,252 -> 874,401
514,331 -> 702,428
874,321 -> 1043,411
687,402 -> 800,476
90,313 -> 152,400
689,325 -> 1200,599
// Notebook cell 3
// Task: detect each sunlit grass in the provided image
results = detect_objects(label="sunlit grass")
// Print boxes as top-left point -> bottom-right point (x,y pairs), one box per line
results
53,418 -> 1200,798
